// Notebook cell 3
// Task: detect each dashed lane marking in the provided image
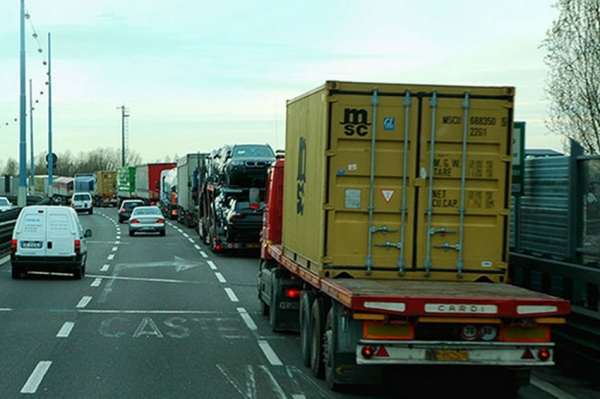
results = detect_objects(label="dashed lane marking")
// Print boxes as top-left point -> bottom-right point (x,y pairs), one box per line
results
21,361 -> 52,394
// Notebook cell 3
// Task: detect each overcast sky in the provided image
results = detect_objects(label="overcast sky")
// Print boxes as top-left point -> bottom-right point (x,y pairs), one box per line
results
0,0 -> 562,166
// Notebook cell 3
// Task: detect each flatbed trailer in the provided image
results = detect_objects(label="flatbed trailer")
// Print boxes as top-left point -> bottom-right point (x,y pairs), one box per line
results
262,242 -> 569,391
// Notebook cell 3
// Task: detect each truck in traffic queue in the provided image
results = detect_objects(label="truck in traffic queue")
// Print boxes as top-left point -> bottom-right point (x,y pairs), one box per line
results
198,146 -> 271,252
116,166 -> 137,206
134,163 -> 176,206
159,167 -> 178,220
257,81 -> 571,394
177,153 -> 208,228
94,170 -> 117,207
73,173 -> 95,195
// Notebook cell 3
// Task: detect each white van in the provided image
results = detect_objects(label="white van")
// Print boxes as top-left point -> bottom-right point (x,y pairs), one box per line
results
10,205 -> 92,279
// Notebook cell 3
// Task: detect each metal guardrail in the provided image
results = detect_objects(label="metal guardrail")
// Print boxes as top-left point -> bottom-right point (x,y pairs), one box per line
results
0,196 -> 49,256
0,209 -> 19,255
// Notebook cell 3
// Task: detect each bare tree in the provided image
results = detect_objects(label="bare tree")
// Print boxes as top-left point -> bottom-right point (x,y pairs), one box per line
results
542,0 -> 600,154
1,158 -> 19,176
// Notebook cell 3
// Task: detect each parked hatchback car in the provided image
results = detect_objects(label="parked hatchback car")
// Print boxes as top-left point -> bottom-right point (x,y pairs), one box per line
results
71,192 -> 94,214
128,206 -> 166,236
118,199 -> 144,223
0,196 -> 13,212
10,205 -> 92,279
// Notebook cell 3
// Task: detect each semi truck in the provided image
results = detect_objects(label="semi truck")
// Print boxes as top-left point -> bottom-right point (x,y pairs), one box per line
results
177,153 -> 208,228
73,173 -> 95,194
159,167 -> 178,220
116,166 -> 136,206
198,145 -> 273,252
134,163 -> 176,205
257,81 -> 571,394
94,170 -> 117,207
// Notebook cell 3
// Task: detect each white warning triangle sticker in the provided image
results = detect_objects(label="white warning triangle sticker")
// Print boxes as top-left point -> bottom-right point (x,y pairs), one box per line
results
381,190 -> 395,203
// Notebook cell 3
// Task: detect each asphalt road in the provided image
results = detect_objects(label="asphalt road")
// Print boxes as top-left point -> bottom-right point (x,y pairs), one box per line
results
0,208 -> 599,398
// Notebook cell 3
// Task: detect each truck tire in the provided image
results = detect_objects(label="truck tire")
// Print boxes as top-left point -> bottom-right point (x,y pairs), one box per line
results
300,291 -> 314,367
324,308 -> 341,391
310,296 -> 326,379
269,275 -> 281,331
258,260 -> 270,316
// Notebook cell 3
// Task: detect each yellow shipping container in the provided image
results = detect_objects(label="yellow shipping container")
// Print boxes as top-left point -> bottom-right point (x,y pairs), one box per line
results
95,170 -> 117,197
282,81 -> 514,283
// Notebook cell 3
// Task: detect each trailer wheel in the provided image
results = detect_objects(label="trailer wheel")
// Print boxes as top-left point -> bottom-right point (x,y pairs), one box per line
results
258,260 -> 270,316
310,296 -> 326,379
324,308 -> 341,391
300,291 -> 314,367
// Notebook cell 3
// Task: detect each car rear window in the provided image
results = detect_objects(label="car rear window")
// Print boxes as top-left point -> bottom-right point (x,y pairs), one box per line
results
73,194 -> 90,201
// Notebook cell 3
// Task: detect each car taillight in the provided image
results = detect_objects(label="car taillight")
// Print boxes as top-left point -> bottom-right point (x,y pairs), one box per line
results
74,239 -> 81,254
71,203 -> 76,208
157,218 -> 165,223
230,213 -> 245,220
130,219 -> 140,224
120,208 -> 125,213
250,203 -> 260,210
10,239 -> 17,254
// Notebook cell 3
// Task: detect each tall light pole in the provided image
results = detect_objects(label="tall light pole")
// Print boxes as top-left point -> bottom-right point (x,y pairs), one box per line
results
18,0 -> 27,207
117,105 -> 129,167
29,78 -> 34,193
47,32 -> 54,198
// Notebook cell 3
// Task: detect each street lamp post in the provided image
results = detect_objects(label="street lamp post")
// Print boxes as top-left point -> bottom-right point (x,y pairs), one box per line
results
117,105 -> 129,167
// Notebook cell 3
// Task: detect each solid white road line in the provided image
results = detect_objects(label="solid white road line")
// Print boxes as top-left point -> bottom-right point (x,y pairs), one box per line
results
224,288 -> 239,302
258,340 -> 283,366
0,255 -> 10,265
21,361 -> 52,394
237,308 -> 257,330
76,296 -> 92,308
56,322 -> 75,338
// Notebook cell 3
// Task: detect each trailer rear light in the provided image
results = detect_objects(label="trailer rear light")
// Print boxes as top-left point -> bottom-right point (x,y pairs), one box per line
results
538,347 -> 551,361
230,213 -> 245,220
285,288 -> 301,299
361,345 -> 375,358
10,239 -> 17,254
74,239 -> 81,254
500,325 -> 550,342
250,203 -> 260,210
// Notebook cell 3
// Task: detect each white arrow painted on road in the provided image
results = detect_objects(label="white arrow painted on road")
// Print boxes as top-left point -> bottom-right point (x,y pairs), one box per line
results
115,256 -> 199,273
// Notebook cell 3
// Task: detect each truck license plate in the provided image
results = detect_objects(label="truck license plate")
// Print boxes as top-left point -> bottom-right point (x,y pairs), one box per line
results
426,349 -> 469,362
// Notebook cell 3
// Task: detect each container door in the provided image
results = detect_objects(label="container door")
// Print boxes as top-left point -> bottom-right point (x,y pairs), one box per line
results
415,92 -> 512,280
326,89 -> 419,277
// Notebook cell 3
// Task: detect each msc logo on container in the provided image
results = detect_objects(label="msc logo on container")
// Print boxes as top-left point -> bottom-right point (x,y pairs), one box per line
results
340,108 -> 371,136
296,136 -> 307,216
